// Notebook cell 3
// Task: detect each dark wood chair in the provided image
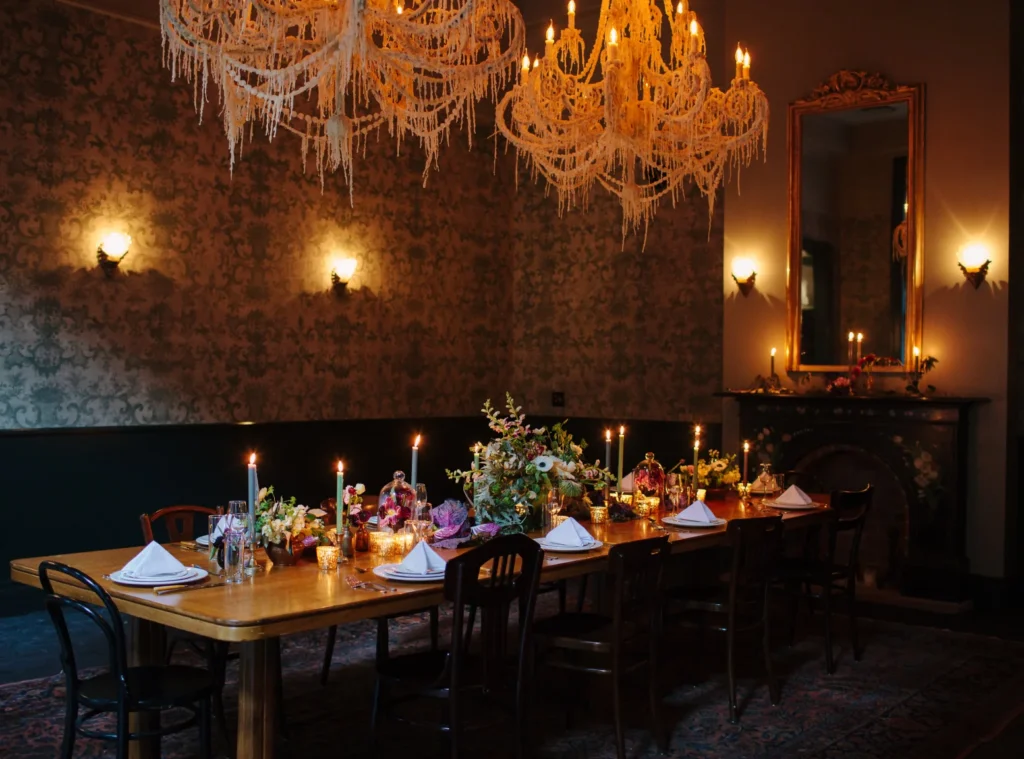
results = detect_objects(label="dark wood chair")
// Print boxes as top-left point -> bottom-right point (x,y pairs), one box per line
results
139,505 -> 222,544
533,536 -> 670,759
776,485 -> 873,674
370,533 -> 544,759
666,515 -> 784,723
321,606 -> 440,685
39,561 -> 215,759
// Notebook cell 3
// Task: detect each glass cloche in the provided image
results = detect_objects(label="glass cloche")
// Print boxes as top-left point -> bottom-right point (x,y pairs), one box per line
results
632,452 -> 666,510
378,471 -> 416,532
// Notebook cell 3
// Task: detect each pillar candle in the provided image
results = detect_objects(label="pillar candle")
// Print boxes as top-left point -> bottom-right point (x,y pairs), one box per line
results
617,426 -> 625,495
336,461 -> 345,528
247,453 -> 257,545
742,441 -> 750,487
411,435 -> 420,488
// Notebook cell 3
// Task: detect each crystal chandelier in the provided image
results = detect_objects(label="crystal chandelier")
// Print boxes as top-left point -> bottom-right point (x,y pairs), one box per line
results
160,0 -> 525,194
496,0 -> 769,236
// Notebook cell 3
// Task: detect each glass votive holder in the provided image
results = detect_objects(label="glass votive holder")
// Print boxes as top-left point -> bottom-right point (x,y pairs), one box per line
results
395,529 -> 415,556
550,515 -> 569,528
316,545 -> 339,571
589,506 -> 608,524
697,488 -> 707,502
369,530 -> 393,558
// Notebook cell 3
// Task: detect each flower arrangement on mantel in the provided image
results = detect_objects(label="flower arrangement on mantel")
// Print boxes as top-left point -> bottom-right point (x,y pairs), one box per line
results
824,353 -> 939,396
255,486 -> 327,559
447,395 -> 613,533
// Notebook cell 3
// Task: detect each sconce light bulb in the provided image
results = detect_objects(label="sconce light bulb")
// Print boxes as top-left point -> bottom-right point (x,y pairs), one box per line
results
99,232 -> 132,260
959,243 -> 990,272
731,256 -> 756,282
331,257 -> 358,284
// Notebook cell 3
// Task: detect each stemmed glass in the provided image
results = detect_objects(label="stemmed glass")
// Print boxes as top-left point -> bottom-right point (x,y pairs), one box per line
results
544,490 -> 563,535
412,483 -> 431,542
666,474 -> 685,512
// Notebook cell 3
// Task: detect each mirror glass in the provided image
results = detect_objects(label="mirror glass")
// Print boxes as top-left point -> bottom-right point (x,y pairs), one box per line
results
797,102 -> 910,366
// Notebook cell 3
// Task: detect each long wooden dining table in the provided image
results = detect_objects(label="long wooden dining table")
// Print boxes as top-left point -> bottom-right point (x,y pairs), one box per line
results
10,495 -> 829,759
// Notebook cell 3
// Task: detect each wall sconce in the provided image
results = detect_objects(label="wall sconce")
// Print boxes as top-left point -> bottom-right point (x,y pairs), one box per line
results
330,257 -> 358,296
958,244 -> 990,289
97,232 -> 132,277
731,257 -> 757,297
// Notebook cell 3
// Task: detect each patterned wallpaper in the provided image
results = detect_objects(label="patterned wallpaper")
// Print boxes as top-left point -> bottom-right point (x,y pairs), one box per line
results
0,0 -> 723,429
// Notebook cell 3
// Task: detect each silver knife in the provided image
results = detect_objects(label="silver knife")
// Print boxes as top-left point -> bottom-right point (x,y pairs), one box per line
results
155,580 -> 230,595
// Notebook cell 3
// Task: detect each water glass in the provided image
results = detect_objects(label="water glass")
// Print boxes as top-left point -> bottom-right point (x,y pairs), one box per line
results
666,474 -> 684,512
544,491 -> 562,534
223,528 -> 246,583
228,499 -> 248,516
207,515 -> 222,560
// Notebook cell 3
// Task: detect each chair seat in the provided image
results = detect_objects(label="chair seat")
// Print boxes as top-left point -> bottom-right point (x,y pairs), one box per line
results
534,612 -> 622,650
79,665 -> 215,711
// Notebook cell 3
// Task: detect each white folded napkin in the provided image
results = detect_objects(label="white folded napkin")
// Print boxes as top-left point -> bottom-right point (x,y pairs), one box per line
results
775,485 -> 813,506
307,508 -> 328,519
544,517 -> 594,547
677,500 -> 718,523
397,541 -> 447,575
121,542 -> 188,578
208,514 -> 247,542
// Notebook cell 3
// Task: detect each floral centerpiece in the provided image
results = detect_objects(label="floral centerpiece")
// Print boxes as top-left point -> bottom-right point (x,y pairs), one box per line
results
671,451 -> 741,495
255,486 -> 327,564
447,395 -> 613,533
341,483 -> 369,525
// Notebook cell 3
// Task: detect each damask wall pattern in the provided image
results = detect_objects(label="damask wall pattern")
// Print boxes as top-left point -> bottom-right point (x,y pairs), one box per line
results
0,0 -> 723,429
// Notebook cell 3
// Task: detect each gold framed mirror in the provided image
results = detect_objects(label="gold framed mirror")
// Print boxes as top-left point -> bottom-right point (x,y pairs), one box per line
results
786,71 -> 924,372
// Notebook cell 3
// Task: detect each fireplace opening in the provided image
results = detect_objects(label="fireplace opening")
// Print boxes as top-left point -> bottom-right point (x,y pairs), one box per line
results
794,445 -> 908,590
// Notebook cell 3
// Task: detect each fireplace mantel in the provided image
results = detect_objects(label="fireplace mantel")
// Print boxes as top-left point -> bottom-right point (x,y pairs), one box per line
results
719,391 -> 989,602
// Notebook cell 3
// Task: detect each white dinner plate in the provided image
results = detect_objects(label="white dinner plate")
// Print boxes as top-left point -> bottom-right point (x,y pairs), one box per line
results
373,564 -> 446,583
534,538 -> 604,553
764,500 -> 822,510
109,567 -> 209,587
195,535 -> 210,547
662,517 -> 727,528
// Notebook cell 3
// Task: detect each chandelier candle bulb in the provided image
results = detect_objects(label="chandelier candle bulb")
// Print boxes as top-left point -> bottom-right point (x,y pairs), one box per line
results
411,435 -> 420,489
568,1 -> 575,29
522,53 -> 530,73
617,426 -> 625,497
743,51 -> 751,79
735,44 -> 744,79
689,19 -> 700,54
546,23 -> 554,55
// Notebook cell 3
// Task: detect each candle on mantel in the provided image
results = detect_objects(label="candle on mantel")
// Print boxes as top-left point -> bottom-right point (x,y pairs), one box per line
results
247,453 -> 257,542
617,426 -> 625,496
605,429 -> 612,470
856,332 -> 864,363
692,428 -> 700,491
336,461 -> 346,527
742,441 -> 750,487
770,347 -> 777,377
847,332 -> 855,366
913,345 -> 921,374
410,435 -> 421,488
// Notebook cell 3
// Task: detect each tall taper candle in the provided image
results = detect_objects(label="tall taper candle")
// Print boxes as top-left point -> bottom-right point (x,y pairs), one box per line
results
692,434 -> 700,491
605,429 -> 612,470
856,332 -> 863,363
411,435 -> 421,488
336,461 -> 345,528
742,441 -> 750,487
247,453 -> 257,544
473,443 -> 481,471
617,426 -> 625,496
770,347 -> 776,377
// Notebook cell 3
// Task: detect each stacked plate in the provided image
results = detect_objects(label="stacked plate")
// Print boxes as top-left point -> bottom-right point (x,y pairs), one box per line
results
108,566 -> 209,587
662,514 -> 727,528
533,537 -> 604,553
195,534 -> 211,547
372,564 -> 445,583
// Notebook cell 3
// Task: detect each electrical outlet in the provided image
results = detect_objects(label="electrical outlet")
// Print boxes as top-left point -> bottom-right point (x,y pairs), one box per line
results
551,391 -> 565,408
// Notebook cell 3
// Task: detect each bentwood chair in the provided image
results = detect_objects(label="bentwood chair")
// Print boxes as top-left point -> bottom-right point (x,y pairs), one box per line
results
533,536 -> 670,759
370,534 -> 544,759
667,515 -> 784,723
776,485 -> 873,673
40,561 -> 215,759
139,504 -> 222,545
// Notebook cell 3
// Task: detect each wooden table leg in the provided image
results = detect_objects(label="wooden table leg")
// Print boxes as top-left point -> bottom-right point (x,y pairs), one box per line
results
238,638 -> 280,759
128,618 -> 166,759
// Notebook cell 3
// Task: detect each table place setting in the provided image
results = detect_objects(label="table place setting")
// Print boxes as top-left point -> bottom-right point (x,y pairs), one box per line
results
662,500 -> 727,528
534,517 -> 603,553
107,542 -> 211,588
372,540 -> 447,583
763,484 -> 822,510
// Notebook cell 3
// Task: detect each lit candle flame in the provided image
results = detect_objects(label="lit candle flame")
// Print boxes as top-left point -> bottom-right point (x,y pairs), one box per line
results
770,347 -> 777,357
743,441 -> 750,452
249,453 -> 256,466
413,434 -> 421,449
856,333 -> 864,343
848,331 -> 855,341
913,346 -> 921,357
618,425 -> 625,435
695,424 -> 701,436
743,51 -> 751,67
337,460 -> 344,474
568,0 -> 575,13
735,44 -> 744,63
605,429 -> 612,442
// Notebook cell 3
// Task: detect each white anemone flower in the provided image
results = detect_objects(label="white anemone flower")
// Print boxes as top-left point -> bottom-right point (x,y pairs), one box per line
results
532,455 -> 556,472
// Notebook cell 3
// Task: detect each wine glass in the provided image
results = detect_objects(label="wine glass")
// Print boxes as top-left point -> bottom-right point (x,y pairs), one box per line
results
666,474 -> 684,512
544,490 -> 562,534
412,483 -> 431,542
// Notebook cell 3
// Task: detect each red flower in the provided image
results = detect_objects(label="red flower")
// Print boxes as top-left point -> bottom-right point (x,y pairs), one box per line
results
850,365 -> 863,378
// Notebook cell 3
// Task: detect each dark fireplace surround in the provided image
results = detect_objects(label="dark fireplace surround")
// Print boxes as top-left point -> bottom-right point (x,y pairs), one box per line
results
722,393 -> 987,602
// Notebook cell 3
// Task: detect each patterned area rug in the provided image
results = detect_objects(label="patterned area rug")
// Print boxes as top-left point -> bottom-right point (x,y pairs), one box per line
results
3,611 -> 1024,759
